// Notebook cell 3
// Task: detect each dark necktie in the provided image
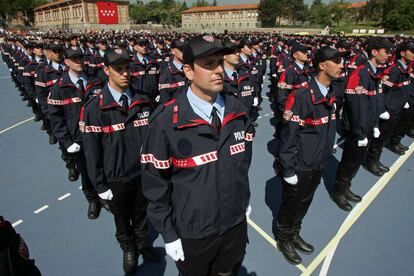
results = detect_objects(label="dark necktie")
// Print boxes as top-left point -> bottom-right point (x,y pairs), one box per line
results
232,71 -> 238,81
211,107 -> 221,133
120,94 -> 129,109
77,79 -> 85,95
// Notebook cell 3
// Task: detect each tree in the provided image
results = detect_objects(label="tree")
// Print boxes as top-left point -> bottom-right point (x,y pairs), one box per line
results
193,0 -> 210,7
213,0 -> 217,6
259,0 -> 284,26
181,1 -> 188,10
309,0 -> 331,26
383,0 -> 414,30
330,0 -> 346,27
0,0 -> 48,26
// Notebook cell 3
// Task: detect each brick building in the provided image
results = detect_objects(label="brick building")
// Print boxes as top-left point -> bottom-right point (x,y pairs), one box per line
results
181,4 -> 261,32
34,0 -> 130,30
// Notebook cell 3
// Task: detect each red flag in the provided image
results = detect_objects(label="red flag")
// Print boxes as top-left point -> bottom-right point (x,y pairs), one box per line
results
97,2 -> 118,24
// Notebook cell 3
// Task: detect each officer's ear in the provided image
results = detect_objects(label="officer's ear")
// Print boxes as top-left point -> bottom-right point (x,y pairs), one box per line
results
183,63 -> 194,81
103,65 -> 110,77
64,58 -> 70,67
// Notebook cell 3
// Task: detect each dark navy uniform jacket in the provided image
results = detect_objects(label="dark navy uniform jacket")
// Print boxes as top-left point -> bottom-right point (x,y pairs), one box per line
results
342,61 -> 382,140
223,70 -> 259,113
141,91 -> 254,243
81,84 -> 153,193
48,71 -> 103,149
380,60 -> 411,114
158,59 -> 187,104
279,77 -> 337,178
22,57 -> 43,99
130,54 -> 160,101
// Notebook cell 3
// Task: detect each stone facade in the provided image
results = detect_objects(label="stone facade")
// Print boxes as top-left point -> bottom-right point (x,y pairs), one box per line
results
181,4 -> 261,32
34,0 -> 130,30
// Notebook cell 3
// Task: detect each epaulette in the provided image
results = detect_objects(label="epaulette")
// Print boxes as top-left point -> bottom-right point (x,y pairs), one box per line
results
149,98 -> 176,123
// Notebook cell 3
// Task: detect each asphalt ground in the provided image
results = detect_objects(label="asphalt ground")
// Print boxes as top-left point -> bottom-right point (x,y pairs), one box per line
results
1,59 -> 413,276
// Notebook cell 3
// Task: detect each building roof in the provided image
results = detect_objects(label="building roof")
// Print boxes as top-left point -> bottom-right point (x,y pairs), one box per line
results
347,2 -> 367,9
181,4 -> 259,14
34,0 -> 129,11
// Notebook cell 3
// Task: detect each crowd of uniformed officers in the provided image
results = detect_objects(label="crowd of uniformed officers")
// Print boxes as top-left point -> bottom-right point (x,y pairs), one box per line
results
1,29 -> 413,275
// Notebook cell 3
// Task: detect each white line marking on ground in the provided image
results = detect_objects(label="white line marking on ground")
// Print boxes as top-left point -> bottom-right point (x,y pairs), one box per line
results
262,96 -> 269,99
0,116 -> 35,135
12,219 -> 23,227
258,116 -> 262,119
264,114 -> 270,117
301,141 -> 414,276
247,218 -> 307,272
58,193 -> 71,201
0,76 -> 11,79
34,205 -> 49,214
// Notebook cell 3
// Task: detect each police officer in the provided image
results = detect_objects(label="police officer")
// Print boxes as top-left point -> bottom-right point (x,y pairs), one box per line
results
330,37 -> 393,211
130,37 -> 160,102
141,35 -> 254,276
158,38 -> 187,104
48,46 -> 103,219
277,46 -> 342,265
81,48 -> 160,274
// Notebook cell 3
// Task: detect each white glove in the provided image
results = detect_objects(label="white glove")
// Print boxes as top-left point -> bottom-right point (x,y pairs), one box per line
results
35,98 -> 39,103
373,127 -> 380,138
284,175 -> 298,185
358,138 -> 368,147
262,76 -> 266,80
379,111 -> 390,120
246,204 -> 252,219
67,143 -> 81,153
404,102 -> 410,109
253,97 -> 259,107
272,74 -> 277,78
155,95 -> 160,102
165,239 -> 185,262
98,189 -> 113,200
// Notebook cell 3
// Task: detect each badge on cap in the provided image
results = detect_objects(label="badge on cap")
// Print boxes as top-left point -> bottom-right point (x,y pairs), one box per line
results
114,49 -> 123,54
203,35 -> 214,43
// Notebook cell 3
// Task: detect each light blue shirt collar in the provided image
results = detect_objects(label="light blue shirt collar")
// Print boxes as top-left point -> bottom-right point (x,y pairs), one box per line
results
398,59 -> 407,70
68,71 -> 87,88
315,78 -> 329,97
295,61 -> 304,70
368,60 -> 377,74
224,67 -> 236,80
108,83 -> 132,106
51,61 -> 65,71
240,54 -> 248,63
136,54 -> 148,64
173,59 -> 183,71
99,50 -> 105,57
186,87 -> 225,123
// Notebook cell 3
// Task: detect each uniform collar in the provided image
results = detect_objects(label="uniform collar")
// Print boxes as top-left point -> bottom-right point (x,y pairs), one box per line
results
107,83 -> 132,106
68,70 -> 87,87
308,76 -> 336,106
186,87 -> 224,123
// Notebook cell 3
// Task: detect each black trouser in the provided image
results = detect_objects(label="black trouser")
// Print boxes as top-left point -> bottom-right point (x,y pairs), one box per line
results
277,170 -> 322,242
73,150 -> 98,202
367,113 -> 401,161
108,178 -> 149,250
176,220 -> 247,276
392,105 -> 414,143
334,137 -> 367,194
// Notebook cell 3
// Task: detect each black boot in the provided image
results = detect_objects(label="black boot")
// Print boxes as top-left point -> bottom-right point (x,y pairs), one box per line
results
117,236 -> 138,274
377,161 -> 389,172
396,143 -> 409,152
48,134 -> 57,145
277,241 -> 302,265
330,191 -> 352,211
277,226 -> 302,265
345,189 -> 362,203
292,233 -> 314,254
68,167 -> 79,182
364,159 -> 385,177
87,200 -> 101,220
406,128 -> 414,138
34,113 -> 42,122
385,144 -> 405,156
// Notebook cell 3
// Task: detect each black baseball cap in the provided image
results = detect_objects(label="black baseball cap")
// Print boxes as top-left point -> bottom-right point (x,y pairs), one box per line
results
64,46 -> 83,59
103,48 -> 130,66
239,37 -> 253,48
313,46 -> 341,66
135,37 -> 149,45
366,37 -> 393,51
398,42 -> 414,52
222,39 -> 240,53
291,43 -> 308,55
171,38 -> 186,49
49,41 -> 64,52
183,35 -> 233,64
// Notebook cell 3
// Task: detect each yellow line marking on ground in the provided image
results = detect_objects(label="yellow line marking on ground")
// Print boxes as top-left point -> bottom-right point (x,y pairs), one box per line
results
247,218 -> 307,272
0,116 -> 35,135
301,141 -> 414,276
